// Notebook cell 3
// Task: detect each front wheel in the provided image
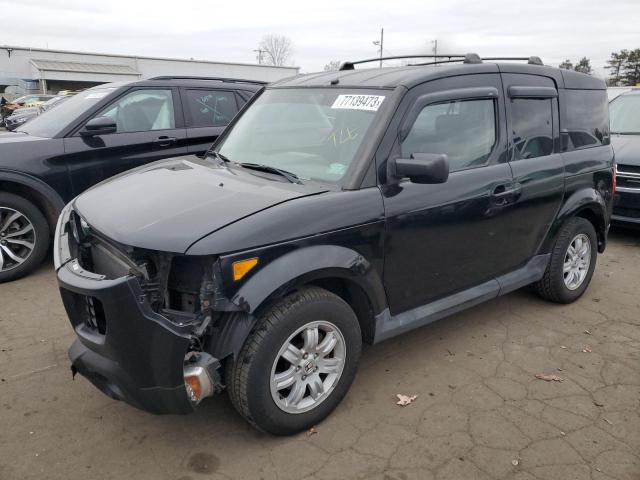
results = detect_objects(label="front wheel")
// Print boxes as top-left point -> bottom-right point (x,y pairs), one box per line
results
535,217 -> 597,304
0,193 -> 50,283
227,287 -> 362,435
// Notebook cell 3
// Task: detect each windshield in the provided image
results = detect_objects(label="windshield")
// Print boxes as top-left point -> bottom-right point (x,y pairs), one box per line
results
18,87 -> 117,137
9,95 -> 34,104
40,96 -> 67,112
216,88 -> 388,184
610,94 -> 640,134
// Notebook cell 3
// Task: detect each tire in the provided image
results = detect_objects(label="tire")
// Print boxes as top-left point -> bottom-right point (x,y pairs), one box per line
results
535,217 -> 597,304
227,286 -> 362,435
0,193 -> 50,283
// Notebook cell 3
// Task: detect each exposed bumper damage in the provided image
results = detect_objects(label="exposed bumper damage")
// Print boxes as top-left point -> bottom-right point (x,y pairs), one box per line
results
55,206 -> 243,415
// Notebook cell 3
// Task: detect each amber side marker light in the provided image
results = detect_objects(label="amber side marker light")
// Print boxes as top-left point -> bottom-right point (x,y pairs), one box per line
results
183,365 -> 214,404
232,258 -> 258,281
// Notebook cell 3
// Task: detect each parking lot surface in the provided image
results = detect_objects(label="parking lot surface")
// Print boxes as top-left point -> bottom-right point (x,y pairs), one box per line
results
1,230 -> 639,480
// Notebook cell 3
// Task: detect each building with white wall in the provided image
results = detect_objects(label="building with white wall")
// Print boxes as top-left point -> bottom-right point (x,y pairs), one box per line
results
0,45 -> 299,97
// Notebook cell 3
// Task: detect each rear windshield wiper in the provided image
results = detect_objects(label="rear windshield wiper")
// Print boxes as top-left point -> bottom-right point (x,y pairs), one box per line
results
238,162 -> 302,184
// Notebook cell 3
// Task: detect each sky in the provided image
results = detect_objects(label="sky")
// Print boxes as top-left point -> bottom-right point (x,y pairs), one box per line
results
2,0 -> 640,77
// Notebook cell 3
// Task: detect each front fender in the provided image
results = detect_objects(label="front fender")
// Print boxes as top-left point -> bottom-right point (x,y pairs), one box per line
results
0,168 -> 66,213
223,245 -> 387,316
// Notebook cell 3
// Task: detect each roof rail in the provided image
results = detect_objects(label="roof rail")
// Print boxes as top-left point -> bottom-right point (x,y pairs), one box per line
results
340,54 -> 544,70
339,54 -> 467,71
482,56 -> 544,65
148,76 -> 268,85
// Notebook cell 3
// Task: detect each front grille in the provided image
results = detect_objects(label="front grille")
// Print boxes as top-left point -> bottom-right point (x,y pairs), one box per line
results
617,177 -> 640,190
617,164 -> 640,174
613,206 -> 640,219
616,165 -> 640,191
83,296 -> 107,335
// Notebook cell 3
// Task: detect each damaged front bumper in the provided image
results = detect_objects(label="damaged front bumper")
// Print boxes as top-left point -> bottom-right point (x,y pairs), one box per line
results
55,206 -> 221,415
58,261 -> 196,414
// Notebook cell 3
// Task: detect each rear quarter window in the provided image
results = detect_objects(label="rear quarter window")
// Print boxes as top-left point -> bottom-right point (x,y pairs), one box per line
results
561,89 -> 610,151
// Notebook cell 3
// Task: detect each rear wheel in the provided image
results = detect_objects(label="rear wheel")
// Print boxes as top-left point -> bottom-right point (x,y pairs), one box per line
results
535,217 -> 597,303
227,286 -> 362,435
0,193 -> 49,283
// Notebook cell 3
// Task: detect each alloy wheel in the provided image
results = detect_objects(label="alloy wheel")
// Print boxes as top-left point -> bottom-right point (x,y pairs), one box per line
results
270,320 -> 346,414
0,207 -> 36,273
563,233 -> 591,290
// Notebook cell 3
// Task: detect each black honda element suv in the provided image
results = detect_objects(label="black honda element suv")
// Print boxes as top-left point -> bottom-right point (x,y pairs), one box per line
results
55,54 -> 614,435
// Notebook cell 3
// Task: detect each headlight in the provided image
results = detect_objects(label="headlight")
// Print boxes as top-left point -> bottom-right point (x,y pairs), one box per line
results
53,202 -> 75,270
9,116 -> 28,125
69,211 -> 91,244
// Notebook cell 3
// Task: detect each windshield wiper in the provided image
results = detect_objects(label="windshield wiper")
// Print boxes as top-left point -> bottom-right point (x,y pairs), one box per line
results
238,162 -> 302,184
611,131 -> 640,135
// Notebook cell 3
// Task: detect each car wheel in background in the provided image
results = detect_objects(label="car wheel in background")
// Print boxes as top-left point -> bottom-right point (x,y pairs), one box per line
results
0,193 -> 50,283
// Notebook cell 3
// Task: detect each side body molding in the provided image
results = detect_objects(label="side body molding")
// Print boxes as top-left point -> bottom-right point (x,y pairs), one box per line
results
225,244 -> 388,316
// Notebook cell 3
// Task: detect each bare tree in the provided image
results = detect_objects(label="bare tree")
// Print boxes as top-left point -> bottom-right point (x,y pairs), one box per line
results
258,34 -> 293,66
324,60 -> 341,71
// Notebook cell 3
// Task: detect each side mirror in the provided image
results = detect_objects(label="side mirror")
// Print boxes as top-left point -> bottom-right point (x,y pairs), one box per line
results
390,153 -> 449,184
80,116 -> 116,137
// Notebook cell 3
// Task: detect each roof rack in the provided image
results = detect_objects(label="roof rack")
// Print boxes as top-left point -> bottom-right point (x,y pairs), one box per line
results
339,54 -> 544,70
148,76 -> 268,85
339,54 -> 467,71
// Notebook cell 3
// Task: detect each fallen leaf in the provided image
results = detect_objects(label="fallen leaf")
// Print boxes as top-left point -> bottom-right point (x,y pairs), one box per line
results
511,459 -> 519,466
396,394 -> 418,406
535,373 -> 564,382
582,346 -> 592,353
594,401 -> 604,407
584,330 -> 592,335
307,427 -> 318,437
560,431 -> 566,436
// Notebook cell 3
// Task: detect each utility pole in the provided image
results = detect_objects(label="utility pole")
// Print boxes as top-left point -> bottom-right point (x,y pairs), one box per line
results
253,49 -> 265,65
431,39 -> 438,59
372,28 -> 384,68
379,28 -> 384,68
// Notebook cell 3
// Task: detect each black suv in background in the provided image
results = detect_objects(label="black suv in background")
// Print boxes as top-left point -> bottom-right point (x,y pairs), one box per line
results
0,76 -> 263,281
609,89 -> 640,225
55,54 -> 614,435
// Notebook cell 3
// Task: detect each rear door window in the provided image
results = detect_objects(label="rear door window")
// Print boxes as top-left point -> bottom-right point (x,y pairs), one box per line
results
510,99 -> 554,159
183,89 -> 238,127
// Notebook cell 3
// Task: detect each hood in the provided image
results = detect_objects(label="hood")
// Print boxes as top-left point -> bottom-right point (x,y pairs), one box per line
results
612,134 -> 640,166
0,131 -> 49,143
73,156 -> 329,253
10,107 -> 39,117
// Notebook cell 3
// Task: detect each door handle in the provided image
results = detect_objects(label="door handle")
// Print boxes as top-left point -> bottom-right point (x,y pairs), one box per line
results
153,136 -> 177,147
491,183 -> 521,204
